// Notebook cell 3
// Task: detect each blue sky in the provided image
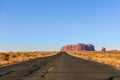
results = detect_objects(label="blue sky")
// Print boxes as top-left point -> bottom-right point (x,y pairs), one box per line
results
0,0 -> 120,51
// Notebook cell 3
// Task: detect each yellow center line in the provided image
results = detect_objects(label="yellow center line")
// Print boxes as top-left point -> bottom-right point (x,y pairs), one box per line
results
48,67 -> 54,72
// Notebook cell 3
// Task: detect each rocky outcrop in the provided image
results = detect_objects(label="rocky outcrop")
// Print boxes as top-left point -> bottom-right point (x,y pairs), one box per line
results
61,43 -> 95,52
101,47 -> 106,51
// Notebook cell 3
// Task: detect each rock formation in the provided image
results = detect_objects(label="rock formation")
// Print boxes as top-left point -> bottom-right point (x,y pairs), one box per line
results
101,47 -> 106,51
61,43 -> 95,52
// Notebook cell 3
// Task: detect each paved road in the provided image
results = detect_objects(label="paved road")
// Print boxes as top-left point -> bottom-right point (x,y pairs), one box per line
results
0,52 -> 120,80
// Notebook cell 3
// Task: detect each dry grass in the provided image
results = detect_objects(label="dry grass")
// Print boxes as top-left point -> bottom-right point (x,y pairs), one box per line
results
0,51 -> 57,66
68,51 -> 120,68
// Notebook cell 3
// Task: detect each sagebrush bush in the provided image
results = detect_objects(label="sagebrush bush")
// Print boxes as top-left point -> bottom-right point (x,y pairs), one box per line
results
0,53 -> 10,61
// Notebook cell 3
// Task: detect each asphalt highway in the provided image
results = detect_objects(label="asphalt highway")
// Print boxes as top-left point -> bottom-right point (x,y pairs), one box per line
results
0,52 -> 120,80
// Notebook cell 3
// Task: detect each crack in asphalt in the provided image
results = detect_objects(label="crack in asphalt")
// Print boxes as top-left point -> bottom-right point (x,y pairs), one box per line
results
24,67 -> 41,77
40,63 -> 56,80
0,71 -> 14,77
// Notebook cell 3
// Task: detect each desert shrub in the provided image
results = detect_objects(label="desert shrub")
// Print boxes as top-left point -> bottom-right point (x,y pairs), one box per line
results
0,53 -> 10,61
23,53 -> 30,57
9,53 -> 17,58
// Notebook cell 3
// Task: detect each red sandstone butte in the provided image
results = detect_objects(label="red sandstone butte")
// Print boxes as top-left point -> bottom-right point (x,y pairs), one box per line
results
61,43 -> 95,52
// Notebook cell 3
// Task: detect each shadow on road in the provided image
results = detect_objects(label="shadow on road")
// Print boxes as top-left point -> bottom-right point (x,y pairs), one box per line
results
108,75 -> 120,80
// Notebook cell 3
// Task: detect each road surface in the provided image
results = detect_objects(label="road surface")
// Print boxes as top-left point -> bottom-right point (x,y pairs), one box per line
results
0,52 -> 120,80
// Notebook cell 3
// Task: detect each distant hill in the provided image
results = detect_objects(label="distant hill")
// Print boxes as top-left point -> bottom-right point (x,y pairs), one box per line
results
61,43 -> 95,52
